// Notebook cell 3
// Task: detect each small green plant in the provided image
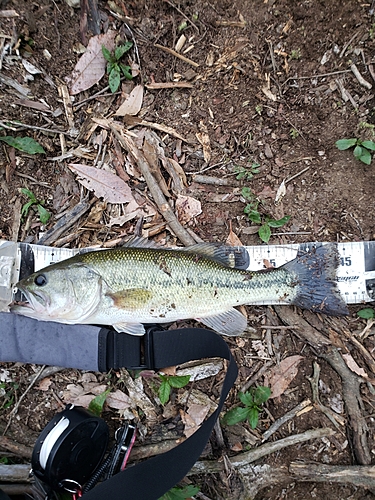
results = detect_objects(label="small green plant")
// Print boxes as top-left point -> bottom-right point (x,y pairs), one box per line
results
20,188 -> 51,225
0,381 -> 19,410
222,386 -> 271,429
357,308 -> 375,320
159,484 -> 199,500
336,138 -> 375,165
102,42 -> 133,93
255,104 -> 263,115
290,48 -> 301,60
290,128 -> 299,139
158,374 -> 190,405
242,187 -> 290,243
88,388 -> 110,416
234,162 -> 260,181
0,136 -> 45,154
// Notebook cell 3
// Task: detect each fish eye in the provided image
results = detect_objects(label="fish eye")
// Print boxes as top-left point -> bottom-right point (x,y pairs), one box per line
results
34,274 -> 47,287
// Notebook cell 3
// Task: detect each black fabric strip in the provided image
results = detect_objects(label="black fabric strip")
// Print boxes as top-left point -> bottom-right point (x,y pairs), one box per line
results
83,327 -> 237,500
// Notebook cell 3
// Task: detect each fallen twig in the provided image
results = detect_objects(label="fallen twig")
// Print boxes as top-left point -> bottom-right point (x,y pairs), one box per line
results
155,43 -> 199,68
4,366 -> 46,434
261,399 -> 312,442
321,347 -> 371,465
350,63 -> 372,89
37,198 -> 92,246
190,427 -> 335,475
110,127 -> 196,246
145,82 -> 194,89
307,361 -> 346,430
0,436 -> 32,460
192,174 -> 237,186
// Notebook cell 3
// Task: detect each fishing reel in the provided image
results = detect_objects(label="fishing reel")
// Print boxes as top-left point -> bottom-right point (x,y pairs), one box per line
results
31,405 -> 110,492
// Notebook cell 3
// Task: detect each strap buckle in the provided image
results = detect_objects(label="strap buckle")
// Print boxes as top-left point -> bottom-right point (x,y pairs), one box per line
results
128,326 -> 156,370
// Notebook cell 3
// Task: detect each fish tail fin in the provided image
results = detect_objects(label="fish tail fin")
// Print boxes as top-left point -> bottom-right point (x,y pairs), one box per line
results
283,243 -> 348,316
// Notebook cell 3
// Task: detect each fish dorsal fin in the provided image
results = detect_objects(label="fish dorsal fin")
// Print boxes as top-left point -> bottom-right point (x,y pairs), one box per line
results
122,236 -> 161,249
183,243 -> 250,269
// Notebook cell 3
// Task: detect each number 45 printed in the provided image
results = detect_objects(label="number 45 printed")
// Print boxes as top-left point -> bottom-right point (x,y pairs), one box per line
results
340,256 -> 352,266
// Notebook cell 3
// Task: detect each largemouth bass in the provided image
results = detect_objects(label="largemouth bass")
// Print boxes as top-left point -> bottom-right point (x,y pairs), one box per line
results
11,242 -> 348,336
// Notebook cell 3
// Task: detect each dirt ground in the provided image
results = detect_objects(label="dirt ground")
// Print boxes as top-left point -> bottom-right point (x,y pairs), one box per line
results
1,0 -> 375,499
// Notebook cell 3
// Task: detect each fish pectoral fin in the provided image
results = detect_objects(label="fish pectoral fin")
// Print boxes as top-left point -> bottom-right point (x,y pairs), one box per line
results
196,308 -> 247,336
106,288 -> 153,309
113,322 -> 146,335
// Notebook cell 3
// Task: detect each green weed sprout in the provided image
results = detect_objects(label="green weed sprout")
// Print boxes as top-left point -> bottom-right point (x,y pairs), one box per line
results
158,374 -> 190,405
20,188 -> 51,225
242,187 -> 290,243
336,138 -> 375,165
159,484 -> 199,500
222,386 -> 271,429
102,42 -> 133,93
234,162 -> 260,181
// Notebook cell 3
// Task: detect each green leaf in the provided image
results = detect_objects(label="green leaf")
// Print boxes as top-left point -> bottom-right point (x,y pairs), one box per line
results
359,148 -> 372,165
115,42 -> 133,60
222,406 -> 250,426
168,375 -> 191,389
241,186 -> 254,200
0,136 -> 45,154
239,391 -> 253,406
158,380 -> 171,405
361,140 -> 375,151
159,484 -> 199,500
21,201 -> 33,218
109,66 -> 121,93
247,407 -> 259,429
102,44 -> 113,62
353,145 -> 364,159
247,210 -> 261,224
253,386 -> 271,405
88,389 -> 110,416
258,223 -> 271,243
357,308 -> 375,319
267,215 -> 291,228
119,63 -> 133,80
20,188 -> 37,203
335,138 -> 357,150
37,204 -> 51,224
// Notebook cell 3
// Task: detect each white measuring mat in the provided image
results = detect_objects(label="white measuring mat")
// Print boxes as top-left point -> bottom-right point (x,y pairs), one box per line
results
0,240 -> 374,312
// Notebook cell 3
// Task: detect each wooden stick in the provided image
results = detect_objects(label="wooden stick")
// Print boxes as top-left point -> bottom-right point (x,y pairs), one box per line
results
110,127 -> 196,246
155,43 -> 199,68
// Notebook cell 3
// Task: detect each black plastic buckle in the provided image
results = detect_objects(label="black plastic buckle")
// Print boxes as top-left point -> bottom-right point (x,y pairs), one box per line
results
129,326 -> 156,370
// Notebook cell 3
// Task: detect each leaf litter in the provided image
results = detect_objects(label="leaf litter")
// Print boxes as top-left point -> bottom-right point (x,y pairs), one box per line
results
2,1 -> 375,498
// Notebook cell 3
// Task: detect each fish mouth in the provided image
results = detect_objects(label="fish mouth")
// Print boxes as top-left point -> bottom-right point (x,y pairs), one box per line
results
11,287 -> 49,316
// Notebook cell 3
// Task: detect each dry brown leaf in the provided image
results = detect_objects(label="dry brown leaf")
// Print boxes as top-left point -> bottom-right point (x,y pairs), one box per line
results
226,223 -> 243,246
106,389 -> 132,410
175,195 -> 202,225
180,403 -> 210,438
69,163 -> 136,204
115,85 -> 144,116
37,377 -> 52,391
342,353 -> 368,378
69,31 -> 116,95
267,355 -> 303,399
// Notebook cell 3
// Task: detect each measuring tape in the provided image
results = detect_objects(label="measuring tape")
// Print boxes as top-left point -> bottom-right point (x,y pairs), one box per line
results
0,240 -> 374,311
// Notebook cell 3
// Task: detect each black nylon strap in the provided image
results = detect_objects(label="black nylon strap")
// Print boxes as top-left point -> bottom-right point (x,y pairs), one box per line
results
0,314 -> 237,500
84,327 -> 237,500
